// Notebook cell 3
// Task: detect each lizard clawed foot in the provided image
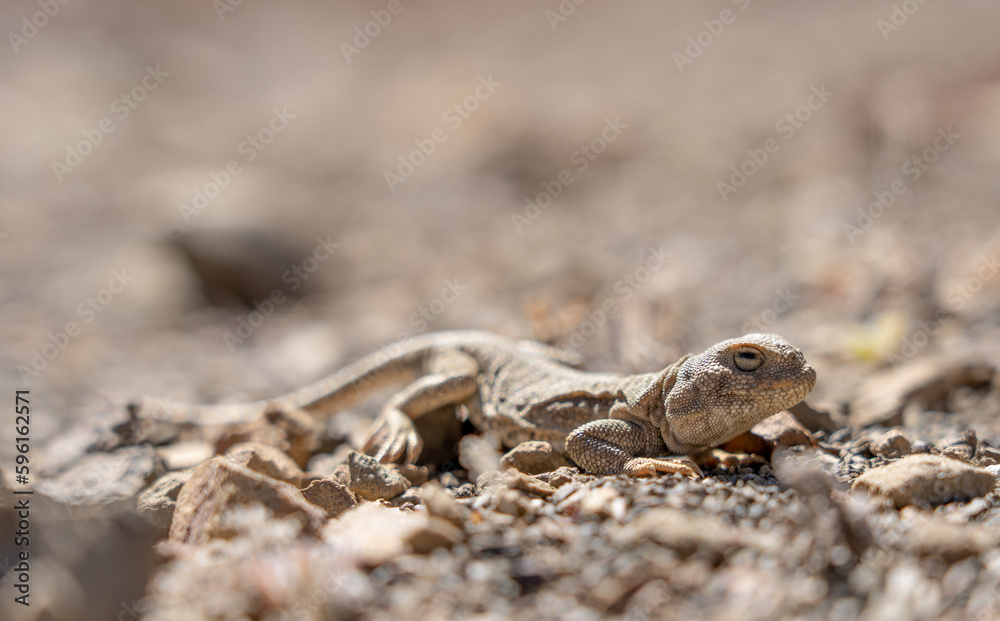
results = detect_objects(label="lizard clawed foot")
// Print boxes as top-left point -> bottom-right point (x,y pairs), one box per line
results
362,408 -> 423,464
622,457 -> 703,480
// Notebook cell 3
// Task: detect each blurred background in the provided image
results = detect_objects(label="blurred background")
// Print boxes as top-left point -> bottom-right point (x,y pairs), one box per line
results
2,0 -> 1000,458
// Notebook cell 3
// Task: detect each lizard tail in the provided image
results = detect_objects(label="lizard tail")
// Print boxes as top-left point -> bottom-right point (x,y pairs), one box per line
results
291,332 -> 585,414
126,330 -> 576,425
276,339 -> 426,417
129,338 -> 430,425
515,339 -> 585,368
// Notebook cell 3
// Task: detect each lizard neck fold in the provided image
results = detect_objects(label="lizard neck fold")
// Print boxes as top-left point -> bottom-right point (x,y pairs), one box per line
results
607,355 -> 691,457
658,354 -> 692,453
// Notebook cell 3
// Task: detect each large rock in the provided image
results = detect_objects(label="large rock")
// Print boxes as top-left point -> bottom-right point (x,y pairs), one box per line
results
407,517 -> 465,554
225,442 -> 305,487
500,441 -> 571,475
940,430 -> 977,462
37,445 -> 163,505
750,411 -> 816,449
169,457 -> 326,546
851,454 -> 997,508
347,451 -> 410,501
788,401 -> 842,432
850,359 -> 994,428
870,428 -> 913,459
300,478 -> 357,518
138,469 -> 195,529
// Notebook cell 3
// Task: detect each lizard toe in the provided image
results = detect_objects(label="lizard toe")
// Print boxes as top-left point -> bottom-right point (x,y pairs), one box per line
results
363,408 -> 423,464
380,436 -> 406,463
623,457 -> 703,480
404,432 -> 423,465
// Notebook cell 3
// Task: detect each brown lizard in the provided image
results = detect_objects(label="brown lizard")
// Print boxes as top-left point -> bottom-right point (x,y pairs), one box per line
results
131,331 -> 816,478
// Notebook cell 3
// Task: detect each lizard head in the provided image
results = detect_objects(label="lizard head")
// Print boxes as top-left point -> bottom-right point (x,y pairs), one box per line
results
660,333 -> 817,453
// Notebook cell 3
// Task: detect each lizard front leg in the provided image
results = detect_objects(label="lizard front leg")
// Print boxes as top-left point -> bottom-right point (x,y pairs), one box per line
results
364,350 -> 479,464
566,419 -> 703,479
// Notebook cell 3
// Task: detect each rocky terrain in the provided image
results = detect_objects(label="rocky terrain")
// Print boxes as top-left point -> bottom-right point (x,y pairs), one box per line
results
3,1 -> 1000,620
9,368 -> 1000,620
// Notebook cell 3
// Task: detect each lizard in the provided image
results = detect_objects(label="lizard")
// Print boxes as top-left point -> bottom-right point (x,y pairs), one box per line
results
130,330 -> 816,478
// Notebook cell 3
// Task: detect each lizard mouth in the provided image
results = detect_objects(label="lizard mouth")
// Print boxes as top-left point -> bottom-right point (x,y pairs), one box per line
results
730,365 -> 817,397
782,365 -> 816,386
772,372 -> 815,392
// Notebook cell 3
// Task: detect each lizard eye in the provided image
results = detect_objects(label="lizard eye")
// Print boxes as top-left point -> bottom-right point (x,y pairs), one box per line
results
734,347 -> 764,372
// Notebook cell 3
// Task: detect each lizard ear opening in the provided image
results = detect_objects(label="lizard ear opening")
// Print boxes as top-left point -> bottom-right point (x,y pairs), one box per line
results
661,353 -> 692,395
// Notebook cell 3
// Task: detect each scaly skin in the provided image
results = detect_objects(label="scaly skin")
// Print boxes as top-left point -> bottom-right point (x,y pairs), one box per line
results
566,333 -> 816,476
129,331 -> 816,477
